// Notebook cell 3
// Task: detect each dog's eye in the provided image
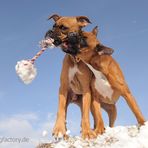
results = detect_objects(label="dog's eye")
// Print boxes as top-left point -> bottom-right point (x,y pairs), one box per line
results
59,25 -> 68,30
53,24 -> 57,29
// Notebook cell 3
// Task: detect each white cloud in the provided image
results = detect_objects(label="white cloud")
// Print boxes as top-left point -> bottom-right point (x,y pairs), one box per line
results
0,112 -> 55,148
0,112 -> 80,148
12,112 -> 39,121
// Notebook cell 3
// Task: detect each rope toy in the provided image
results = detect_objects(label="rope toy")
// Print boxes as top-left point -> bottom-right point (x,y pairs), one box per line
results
15,38 -> 54,84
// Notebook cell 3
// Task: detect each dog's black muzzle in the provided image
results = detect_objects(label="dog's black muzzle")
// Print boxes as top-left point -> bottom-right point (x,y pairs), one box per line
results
62,32 -> 80,55
44,30 -> 62,46
62,32 -> 88,56
67,32 -> 80,44
44,29 -> 88,56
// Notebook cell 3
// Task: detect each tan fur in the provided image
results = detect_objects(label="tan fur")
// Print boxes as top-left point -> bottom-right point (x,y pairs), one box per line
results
49,14 -> 113,139
76,29 -> 145,128
54,54 -> 97,139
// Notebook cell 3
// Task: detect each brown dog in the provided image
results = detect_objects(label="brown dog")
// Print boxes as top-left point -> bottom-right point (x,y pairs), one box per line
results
67,26 -> 145,130
45,14 -> 116,139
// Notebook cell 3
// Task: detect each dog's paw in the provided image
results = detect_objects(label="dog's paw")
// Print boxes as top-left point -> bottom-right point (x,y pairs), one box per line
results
82,129 -> 96,139
94,126 -> 105,135
52,122 -> 66,139
138,119 -> 146,126
94,121 -> 105,135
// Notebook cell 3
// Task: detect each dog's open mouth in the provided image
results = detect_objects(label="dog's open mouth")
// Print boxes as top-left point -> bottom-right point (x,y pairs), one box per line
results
60,40 -> 80,56
60,39 -> 73,49
44,29 -> 83,55
61,41 -> 69,49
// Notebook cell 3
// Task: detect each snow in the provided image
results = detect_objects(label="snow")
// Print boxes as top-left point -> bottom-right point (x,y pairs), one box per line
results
37,121 -> 148,148
42,130 -> 48,137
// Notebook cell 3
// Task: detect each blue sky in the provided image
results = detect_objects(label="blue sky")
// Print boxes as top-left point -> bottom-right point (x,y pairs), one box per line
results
0,0 -> 148,147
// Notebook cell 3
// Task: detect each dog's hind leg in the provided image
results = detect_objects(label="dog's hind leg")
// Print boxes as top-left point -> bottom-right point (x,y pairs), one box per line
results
101,103 -> 117,127
92,56 -> 145,125
121,86 -> 145,125
108,71 -> 145,125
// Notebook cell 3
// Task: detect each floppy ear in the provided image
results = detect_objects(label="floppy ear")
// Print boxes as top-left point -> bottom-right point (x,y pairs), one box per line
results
95,44 -> 114,55
48,14 -> 61,21
76,16 -> 91,27
92,26 -> 98,36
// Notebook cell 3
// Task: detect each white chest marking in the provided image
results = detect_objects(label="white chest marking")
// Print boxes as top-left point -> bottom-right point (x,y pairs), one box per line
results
68,64 -> 81,82
86,63 -> 113,99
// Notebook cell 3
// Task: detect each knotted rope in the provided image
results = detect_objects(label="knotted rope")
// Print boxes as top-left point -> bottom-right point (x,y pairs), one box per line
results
15,38 -> 54,84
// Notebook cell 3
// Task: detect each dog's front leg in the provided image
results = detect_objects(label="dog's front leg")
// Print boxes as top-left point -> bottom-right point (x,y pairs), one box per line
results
52,86 -> 68,138
91,98 -> 105,135
52,55 -> 70,138
81,92 -> 96,139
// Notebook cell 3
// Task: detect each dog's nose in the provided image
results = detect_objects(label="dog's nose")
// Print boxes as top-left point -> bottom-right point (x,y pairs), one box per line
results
68,32 -> 79,44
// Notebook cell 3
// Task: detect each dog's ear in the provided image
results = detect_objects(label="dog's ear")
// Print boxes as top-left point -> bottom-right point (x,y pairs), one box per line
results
48,14 -> 61,22
92,26 -> 98,36
95,44 -> 114,55
76,16 -> 91,27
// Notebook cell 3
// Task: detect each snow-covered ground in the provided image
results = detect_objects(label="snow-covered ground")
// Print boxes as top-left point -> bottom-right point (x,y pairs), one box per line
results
37,121 -> 148,148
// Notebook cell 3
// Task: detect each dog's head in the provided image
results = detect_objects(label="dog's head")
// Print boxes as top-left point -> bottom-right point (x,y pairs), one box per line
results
44,14 -> 91,50
63,26 -> 114,60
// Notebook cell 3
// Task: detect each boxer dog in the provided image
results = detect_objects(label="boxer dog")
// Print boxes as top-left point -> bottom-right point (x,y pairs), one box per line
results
63,26 -> 145,130
45,14 -> 115,139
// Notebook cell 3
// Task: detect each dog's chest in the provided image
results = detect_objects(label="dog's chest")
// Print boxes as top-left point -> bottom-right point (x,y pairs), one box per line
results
69,64 -> 79,81
68,64 -> 82,94
86,63 -> 114,99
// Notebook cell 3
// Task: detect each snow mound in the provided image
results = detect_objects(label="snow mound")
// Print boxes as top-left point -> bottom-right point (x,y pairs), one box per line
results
15,60 -> 37,84
37,121 -> 148,148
